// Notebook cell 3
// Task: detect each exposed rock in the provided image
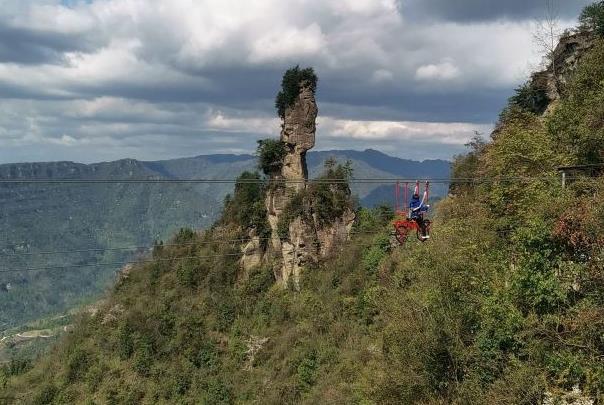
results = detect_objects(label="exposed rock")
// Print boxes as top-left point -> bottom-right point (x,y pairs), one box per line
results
244,335 -> 269,371
280,80 -> 317,190
101,304 -> 125,325
543,385 -> 594,405
241,70 -> 354,288
533,31 -> 596,105
316,209 -> 356,257
239,230 -> 263,274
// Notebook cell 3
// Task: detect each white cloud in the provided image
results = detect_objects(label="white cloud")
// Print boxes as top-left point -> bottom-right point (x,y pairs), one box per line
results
319,117 -> 491,145
249,23 -> 328,64
415,60 -> 460,81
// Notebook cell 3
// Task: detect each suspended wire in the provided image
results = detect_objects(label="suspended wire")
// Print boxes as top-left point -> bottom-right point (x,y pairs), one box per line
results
0,230 -> 387,259
0,253 -> 242,274
0,232 -> 388,274
0,175 -> 578,185
1,237 -> 256,257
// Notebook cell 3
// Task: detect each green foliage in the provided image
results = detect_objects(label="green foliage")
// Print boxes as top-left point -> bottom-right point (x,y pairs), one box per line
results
275,65 -> 318,118
450,134 -> 487,195
117,322 -> 134,360
547,40 -> 604,164
277,159 -> 354,241
176,259 -> 198,288
296,350 -> 318,391
66,347 -> 92,382
256,138 -> 287,175
309,158 -> 354,226
509,81 -> 549,115
221,171 -> 270,241
33,383 -> 57,405
580,1 -> 604,36
361,235 -> 390,274
277,190 -> 306,239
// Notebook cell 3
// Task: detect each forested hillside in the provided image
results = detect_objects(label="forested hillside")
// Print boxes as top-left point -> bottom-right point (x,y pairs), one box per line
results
3,5 -> 604,404
0,151 -> 448,331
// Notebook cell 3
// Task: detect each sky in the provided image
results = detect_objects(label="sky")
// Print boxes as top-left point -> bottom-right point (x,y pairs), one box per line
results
0,0 -> 593,163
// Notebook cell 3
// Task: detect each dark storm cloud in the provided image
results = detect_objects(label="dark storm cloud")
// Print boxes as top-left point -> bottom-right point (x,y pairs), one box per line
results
0,22 -> 100,65
404,0 -> 593,22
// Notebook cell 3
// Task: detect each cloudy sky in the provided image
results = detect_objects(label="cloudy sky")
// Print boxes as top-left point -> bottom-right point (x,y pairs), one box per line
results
0,0 -> 593,163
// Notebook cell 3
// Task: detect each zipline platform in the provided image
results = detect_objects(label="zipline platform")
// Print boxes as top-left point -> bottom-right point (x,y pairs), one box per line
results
557,164 -> 604,188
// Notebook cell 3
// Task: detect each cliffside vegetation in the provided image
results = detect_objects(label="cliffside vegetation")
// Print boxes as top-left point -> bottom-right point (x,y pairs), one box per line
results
3,8 -> 604,405
274,66 -> 317,118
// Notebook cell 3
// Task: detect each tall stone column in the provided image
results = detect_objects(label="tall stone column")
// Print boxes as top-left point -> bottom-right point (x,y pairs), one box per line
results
280,81 -> 317,191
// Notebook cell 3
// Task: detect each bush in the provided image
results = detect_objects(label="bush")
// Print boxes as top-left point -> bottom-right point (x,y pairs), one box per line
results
117,322 -> 134,360
509,81 -> 549,115
174,228 -> 195,244
33,383 -> 57,405
221,171 -> 270,241
66,348 -> 92,382
309,158 -> 354,226
176,259 -> 198,288
257,139 -> 287,175
275,65 -> 318,118
580,1 -> 604,36
297,350 -> 319,391
277,190 -> 306,239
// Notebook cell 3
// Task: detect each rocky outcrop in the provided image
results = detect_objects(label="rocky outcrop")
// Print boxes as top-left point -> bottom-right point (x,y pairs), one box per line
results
240,76 -> 354,289
240,231 -> 264,273
280,80 -> 317,190
532,31 -> 596,104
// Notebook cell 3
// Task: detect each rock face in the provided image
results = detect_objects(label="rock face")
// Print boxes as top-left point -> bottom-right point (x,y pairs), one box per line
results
280,81 -> 317,189
240,78 -> 354,288
532,31 -> 596,104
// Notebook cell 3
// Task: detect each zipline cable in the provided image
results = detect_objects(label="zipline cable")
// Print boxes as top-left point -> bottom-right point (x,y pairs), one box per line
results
0,230 -> 388,258
0,232 -> 390,274
0,175 -> 581,185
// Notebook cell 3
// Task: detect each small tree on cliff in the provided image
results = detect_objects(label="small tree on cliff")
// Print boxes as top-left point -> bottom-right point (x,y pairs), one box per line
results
256,139 -> 287,176
275,65 -> 318,118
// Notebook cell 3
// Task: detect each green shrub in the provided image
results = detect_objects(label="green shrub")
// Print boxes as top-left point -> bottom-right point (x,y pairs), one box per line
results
580,1 -> 604,36
204,378 -> 233,404
509,81 -> 549,115
174,228 -> 195,244
176,259 -> 198,288
309,158 -> 354,227
277,190 -> 306,239
275,65 -> 318,118
133,335 -> 154,377
33,383 -> 57,405
117,322 -> 134,360
221,171 -> 271,242
362,235 -> 390,274
66,348 -> 92,382
257,139 -> 287,175
297,350 -> 319,391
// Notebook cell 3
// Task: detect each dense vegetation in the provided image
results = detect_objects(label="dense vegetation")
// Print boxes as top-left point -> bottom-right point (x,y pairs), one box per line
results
4,10 -> 604,405
580,1 -> 604,36
256,139 -> 288,176
277,159 -> 354,239
274,65 -> 317,118
0,151 -> 449,333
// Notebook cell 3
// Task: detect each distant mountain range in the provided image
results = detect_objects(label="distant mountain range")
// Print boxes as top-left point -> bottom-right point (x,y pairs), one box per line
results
0,149 -> 450,330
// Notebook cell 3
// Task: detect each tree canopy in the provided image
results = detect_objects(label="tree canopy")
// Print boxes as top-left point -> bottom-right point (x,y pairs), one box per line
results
274,65 -> 318,118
